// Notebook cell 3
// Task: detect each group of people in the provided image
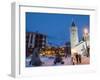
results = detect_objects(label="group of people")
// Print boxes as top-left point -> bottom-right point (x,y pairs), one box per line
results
53,51 -> 64,65
72,53 -> 81,65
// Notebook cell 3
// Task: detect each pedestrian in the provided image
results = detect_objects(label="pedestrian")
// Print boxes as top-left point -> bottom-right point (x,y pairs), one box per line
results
78,54 -> 81,64
54,50 -> 64,64
75,53 -> 79,64
30,47 -> 42,66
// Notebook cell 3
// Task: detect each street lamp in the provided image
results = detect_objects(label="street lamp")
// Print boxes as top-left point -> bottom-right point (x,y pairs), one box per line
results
83,28 -> 89,40
83,28 -> 88,34
71,48 -> 77,53
83,27 -> 89,57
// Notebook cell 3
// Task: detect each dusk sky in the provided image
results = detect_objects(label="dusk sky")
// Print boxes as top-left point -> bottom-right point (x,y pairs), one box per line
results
26,12 -> 89,47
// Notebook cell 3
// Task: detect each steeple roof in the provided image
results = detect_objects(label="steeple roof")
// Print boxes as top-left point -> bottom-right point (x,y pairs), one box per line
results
71,21 -> 75,27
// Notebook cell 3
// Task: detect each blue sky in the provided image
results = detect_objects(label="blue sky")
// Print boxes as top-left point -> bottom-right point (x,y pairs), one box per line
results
26,12 -> 89,47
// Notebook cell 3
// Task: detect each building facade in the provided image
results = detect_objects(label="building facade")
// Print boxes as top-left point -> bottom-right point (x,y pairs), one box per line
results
26,32 -> 46,57
70,21 -> 90,62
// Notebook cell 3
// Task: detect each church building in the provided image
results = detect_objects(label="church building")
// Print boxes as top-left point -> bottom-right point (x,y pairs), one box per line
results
70,21 -> 90,63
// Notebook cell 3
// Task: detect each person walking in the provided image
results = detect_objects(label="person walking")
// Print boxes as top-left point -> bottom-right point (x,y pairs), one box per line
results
30,47 -> 42,66
54,50 -> 64,65
78,54 -> 81,64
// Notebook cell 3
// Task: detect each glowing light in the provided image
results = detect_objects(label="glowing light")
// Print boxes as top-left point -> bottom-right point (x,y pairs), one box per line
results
71,48 -> 77,53
83,28 -> 89,35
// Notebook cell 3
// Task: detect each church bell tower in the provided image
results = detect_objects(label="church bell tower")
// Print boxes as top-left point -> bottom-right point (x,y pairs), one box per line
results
70,21 -> 79,48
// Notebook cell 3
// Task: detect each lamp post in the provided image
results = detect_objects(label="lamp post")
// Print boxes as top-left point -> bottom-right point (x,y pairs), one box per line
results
83,27 -> 89,57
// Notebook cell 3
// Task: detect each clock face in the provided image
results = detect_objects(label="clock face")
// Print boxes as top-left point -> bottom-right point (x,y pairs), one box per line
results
72,28 -> 76,32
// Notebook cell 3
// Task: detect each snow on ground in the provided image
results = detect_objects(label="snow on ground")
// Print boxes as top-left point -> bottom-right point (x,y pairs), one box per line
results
26,55 -> 72,67
26,55 -> 90,67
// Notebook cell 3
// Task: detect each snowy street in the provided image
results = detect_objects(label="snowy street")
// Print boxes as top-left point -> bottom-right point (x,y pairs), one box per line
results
26,55 -> 90,67
26,55 -> 72,67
